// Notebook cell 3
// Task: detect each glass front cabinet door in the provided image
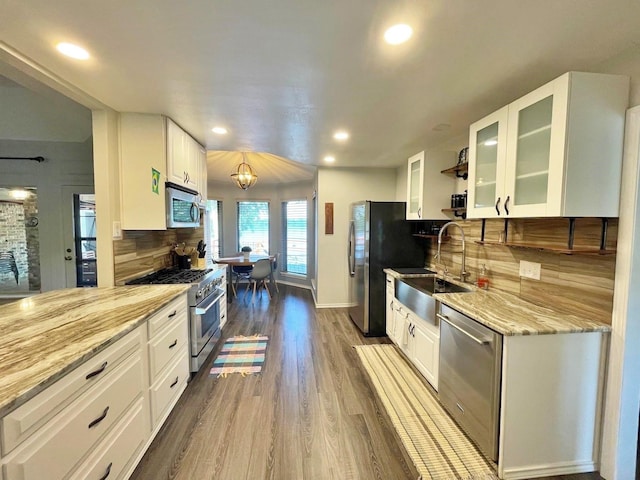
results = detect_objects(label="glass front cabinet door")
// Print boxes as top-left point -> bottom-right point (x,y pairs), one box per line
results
468,72 -> 628,219
503,78 -> 568,217
467,106 -> 509,218
406,151 -> 424,219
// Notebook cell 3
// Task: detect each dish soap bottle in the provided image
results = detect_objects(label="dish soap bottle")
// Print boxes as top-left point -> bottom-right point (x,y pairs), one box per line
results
478,263 -> 489,290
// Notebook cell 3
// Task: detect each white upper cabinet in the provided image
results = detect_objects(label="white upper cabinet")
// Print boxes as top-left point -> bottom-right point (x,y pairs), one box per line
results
119,114 -> 206,230
406,151 -> 424,219
119,113 -> 167,230
406,150 -> 455,220
196,144 -> 208,206
167,118 -> 199,192
467,72 -> 629,219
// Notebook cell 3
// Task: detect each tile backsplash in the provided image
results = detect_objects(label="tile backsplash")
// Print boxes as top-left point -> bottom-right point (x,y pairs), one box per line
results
427,217 -> 617,323
113,221 -> 204,285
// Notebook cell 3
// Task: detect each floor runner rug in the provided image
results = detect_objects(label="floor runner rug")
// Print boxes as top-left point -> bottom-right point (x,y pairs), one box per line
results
354,344 -> 498,480
210,335 -> 268,377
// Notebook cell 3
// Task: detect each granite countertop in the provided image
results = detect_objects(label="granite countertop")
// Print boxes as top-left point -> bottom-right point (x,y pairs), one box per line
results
0,285 -> 189,416
384,268 -> 611,336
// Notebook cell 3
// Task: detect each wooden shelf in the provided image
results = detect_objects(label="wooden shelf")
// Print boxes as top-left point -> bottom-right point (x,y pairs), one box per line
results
475,240 -> 615,255
441,207 -> 466,213
441,163 -> 468,179
441,207 -> 466,220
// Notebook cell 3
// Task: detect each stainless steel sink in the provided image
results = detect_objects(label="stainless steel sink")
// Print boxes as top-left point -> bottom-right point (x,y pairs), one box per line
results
394,277 -> 472,322
401,277 -> 473,294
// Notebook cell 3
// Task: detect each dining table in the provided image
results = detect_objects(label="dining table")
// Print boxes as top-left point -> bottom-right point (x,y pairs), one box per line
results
214,254 -> 277,301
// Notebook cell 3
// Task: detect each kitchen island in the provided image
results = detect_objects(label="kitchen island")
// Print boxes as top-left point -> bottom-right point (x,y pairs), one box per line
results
0,285 -> 190,480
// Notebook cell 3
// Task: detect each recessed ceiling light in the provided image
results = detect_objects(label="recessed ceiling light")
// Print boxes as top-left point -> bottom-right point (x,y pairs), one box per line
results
56,42 -> 90,60
324,156 -> 336,163
212,126 -> 228,135
384,24 -> 413,45
10,189 -> 29,200
484,139 -> 498,146
333,131 -> 349,141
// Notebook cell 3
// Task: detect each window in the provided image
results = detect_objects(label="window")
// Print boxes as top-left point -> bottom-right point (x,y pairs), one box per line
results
237,201 -> 269,254
282,200 -> 307,275
206,200 -> 223,259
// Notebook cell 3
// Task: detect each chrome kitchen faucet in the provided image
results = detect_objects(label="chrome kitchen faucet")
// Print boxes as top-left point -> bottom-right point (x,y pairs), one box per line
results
436,221 -> 469,282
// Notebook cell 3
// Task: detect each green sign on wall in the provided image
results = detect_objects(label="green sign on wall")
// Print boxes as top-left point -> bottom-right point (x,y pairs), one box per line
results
152,168 -> 160,194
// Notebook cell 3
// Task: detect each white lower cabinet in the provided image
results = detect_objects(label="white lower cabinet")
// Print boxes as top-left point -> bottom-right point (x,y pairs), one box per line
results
2,337 -> 145,480
68,398 -> 146,480
149,353 -> 189,426
389,295 -> 439,391
0,293 -> 190,480
498,331 -> 606,479
410,319 -> 439,390
385,274 -> 395,339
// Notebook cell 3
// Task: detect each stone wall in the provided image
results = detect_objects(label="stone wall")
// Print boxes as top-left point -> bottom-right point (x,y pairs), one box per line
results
0,201 -> 28,292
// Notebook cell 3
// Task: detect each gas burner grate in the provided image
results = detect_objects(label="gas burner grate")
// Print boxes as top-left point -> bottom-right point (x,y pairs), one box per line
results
126,268 -> 213,285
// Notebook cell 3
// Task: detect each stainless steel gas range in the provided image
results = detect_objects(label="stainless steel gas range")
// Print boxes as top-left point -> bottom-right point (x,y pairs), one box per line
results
127,267 -> 226,372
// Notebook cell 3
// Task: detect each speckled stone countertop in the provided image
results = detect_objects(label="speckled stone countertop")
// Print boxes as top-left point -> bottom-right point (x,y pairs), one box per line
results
0,285 -> 189,416
384,268 -> 611,336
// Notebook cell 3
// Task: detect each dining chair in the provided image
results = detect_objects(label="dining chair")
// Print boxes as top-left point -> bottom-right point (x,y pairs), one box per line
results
245,258 -> 272,303
231,247 -> 253,297
270,253 -> 280,293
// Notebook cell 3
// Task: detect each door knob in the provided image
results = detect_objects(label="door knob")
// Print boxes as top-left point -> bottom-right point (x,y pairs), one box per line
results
65,255 -> 73,261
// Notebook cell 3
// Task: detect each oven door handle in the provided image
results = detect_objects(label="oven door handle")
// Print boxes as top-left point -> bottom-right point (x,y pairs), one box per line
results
194,288 -> 225,315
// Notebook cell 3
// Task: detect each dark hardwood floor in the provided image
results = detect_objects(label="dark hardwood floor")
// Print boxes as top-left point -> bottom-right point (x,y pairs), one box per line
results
130,284 -> 604,480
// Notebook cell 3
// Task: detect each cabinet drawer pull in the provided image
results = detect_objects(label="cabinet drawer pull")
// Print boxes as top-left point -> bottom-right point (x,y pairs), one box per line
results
88,406 -> 110,429
98,462 -> 113,480
168,339 -> 178,349
170,376 -> 179,388
168,310 -> 177,318
85,361 -> 108,380
495,197 -> 501,215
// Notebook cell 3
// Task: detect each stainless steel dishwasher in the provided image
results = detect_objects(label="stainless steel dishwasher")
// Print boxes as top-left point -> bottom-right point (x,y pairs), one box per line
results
438,304 -> 503,462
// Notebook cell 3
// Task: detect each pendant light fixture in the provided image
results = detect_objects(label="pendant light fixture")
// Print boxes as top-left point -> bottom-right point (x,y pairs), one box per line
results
231,152 -> 258,190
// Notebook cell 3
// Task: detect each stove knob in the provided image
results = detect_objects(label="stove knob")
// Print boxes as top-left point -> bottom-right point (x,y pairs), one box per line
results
196,289 -> 203,299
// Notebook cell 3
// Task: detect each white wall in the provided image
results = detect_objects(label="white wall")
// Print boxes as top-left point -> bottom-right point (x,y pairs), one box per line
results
207,179 -> 315,288
0,138 -> 94,292
315,167 -> 398,307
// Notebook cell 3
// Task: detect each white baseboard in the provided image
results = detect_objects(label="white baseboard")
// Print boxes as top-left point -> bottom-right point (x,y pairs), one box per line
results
501,460 -> 597,479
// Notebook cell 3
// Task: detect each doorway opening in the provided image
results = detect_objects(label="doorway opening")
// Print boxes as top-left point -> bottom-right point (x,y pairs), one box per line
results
73,194 -> 96,287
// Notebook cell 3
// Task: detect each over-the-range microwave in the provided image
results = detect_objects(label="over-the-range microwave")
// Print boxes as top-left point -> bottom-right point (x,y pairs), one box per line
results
166,182 -> 200,228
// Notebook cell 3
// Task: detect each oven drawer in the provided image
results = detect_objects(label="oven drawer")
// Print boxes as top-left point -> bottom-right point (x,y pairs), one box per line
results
150,352 -> 189,426
1,326 -> 144,455
147,296 -> 188,338
2,351 -> 144,480
148,315 -> 188,383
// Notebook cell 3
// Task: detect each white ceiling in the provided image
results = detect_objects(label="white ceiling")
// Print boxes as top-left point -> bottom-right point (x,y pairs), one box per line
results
2,0 -> 640,183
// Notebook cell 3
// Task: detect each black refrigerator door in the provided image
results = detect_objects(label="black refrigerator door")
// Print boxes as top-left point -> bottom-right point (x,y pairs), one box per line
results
366,202 -> 425,336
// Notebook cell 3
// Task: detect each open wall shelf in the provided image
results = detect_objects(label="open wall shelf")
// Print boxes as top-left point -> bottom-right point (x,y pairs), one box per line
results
476,217 -> 616,256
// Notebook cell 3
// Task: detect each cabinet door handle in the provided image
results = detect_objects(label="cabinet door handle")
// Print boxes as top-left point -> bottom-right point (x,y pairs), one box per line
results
170,376 -> 179,388
168,310 -> 177,318
495,197 -> 501,215
504,195 -> 510,216
98,462 -> 113,480
417,207 -> 422,218
169,339 -> 178,349
85,361 -> 108,380
88,406 -> 110,429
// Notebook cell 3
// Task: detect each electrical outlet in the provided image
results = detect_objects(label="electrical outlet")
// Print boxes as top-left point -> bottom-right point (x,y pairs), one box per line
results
112,221 -> 122,240
519,260 -> 541,280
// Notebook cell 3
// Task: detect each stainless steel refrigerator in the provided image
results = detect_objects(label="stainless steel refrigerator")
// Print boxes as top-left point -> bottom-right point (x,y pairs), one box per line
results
348,201 -> 426,336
